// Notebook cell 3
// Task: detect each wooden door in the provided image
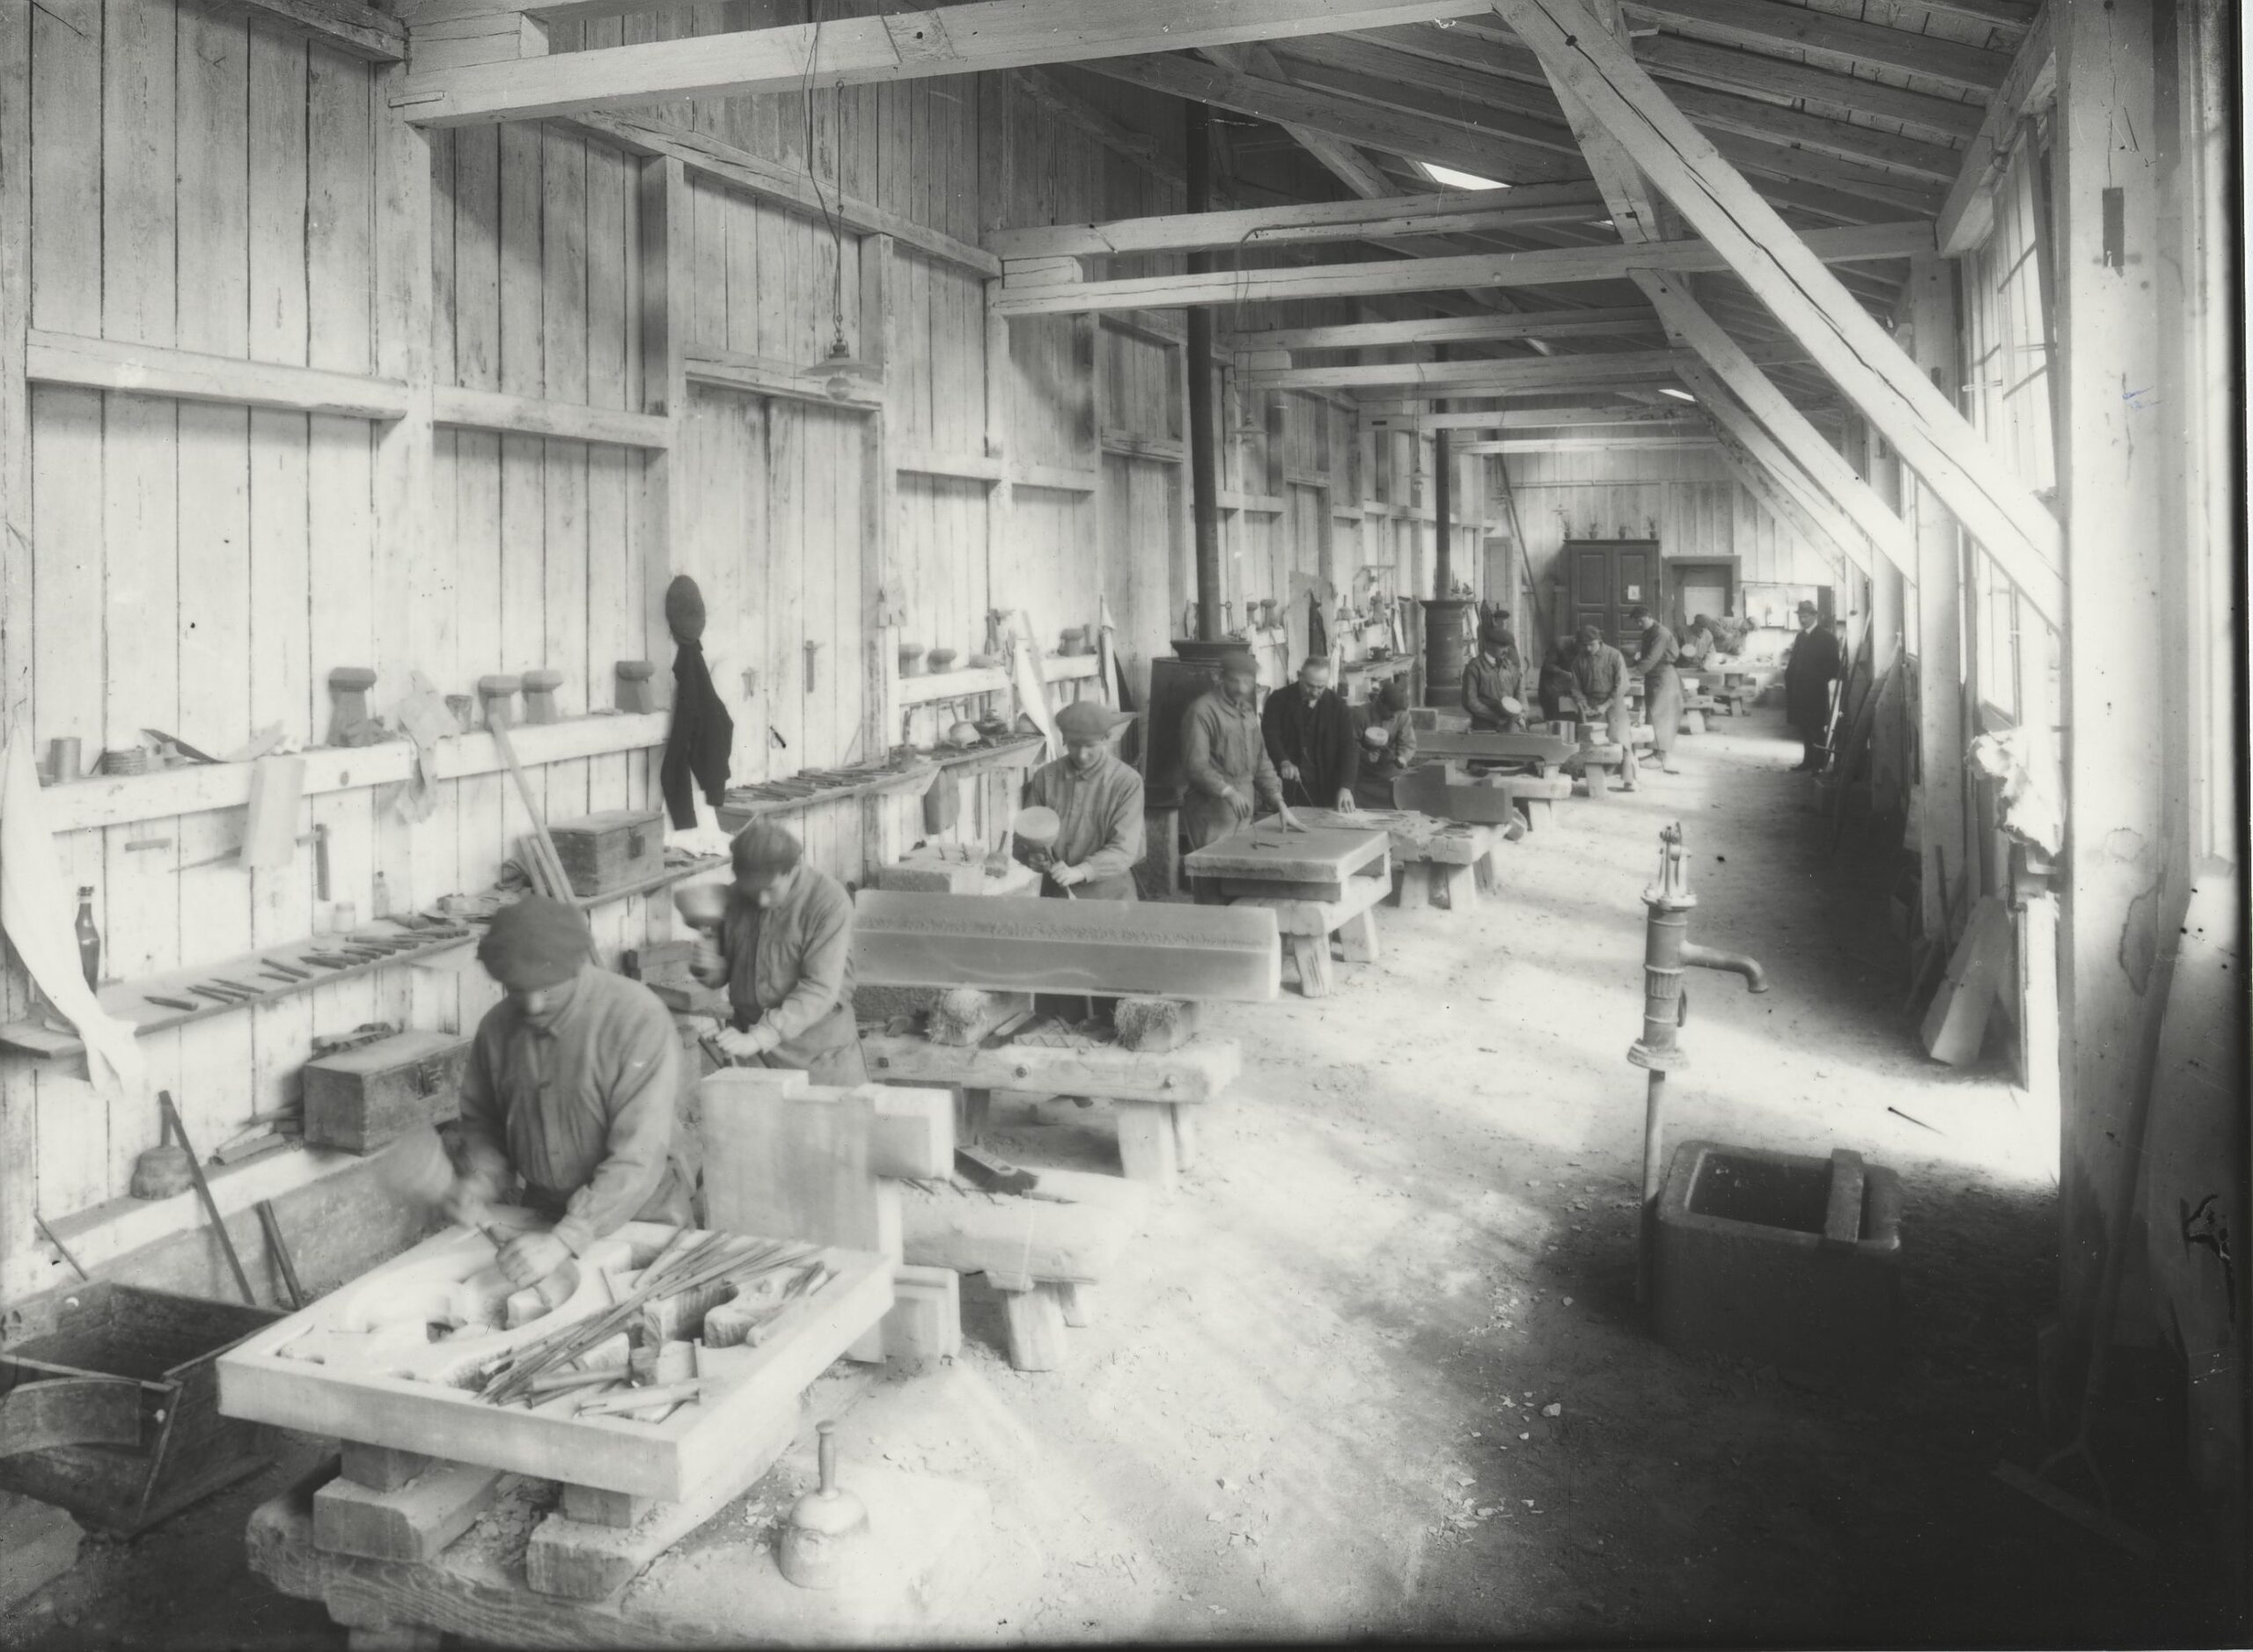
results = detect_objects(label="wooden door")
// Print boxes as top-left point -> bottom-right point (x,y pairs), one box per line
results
1566,540 -> 1662,646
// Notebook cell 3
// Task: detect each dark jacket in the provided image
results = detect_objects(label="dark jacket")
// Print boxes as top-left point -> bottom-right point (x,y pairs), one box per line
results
1261,685 -> 1360,808
1462,649 -> 1530,731
1783,623 -> 1845,734
661,639 -> 733,828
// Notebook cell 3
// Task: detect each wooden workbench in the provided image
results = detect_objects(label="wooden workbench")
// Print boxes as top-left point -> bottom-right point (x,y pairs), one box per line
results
1183,824 -> 1391,998
862,1024 -> 1240,1190
1282,808 -> 1502,911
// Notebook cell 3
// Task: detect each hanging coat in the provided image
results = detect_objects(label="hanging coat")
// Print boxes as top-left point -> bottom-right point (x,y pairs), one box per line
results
659,576 -> 734,828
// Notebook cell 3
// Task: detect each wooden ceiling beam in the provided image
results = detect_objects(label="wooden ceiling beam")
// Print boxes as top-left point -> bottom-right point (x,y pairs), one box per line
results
1496,0 -> 2059,619
1632,34 -> 1985,143
1654,294 -> 1915,577
1229,305 -> 1654,350
1369,404 -> 1697,430
1616,0 -> 2015,96
1702,128 -> 1945,217
1660,82 -> 1965,185
1708,422 -> 1868,574
1082,53 -> 1589,186
993,219 -> 1931,315
1937,4 -> 2058,255
1246,349 -> 1687,391
396,0 -> 1501,125
1462,432 -> 1716,453
986,182 -> 1611,261
1202,43 -> 1398,200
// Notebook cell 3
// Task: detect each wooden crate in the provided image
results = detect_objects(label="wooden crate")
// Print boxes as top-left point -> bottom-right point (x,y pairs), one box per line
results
547,809 -> 666,899
0,1283 -> 283,1533
303,1030 -> 473,1153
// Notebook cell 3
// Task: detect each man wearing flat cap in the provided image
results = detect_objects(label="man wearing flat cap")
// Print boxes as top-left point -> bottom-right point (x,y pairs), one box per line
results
1181,646 -> 1300,851
690,821 -> 865,1084
1016,699 -> 1145,900
1783,598 -> 1844,771
454,896 -> 692,1290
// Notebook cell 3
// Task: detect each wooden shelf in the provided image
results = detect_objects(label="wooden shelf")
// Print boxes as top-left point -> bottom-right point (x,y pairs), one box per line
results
928,732 -> 1046,776
716,762 -> 941,828
895,654 -> 1099,708
0,920 -> 481,1060
39,712 -> 669,835
0,852 -> 726,1061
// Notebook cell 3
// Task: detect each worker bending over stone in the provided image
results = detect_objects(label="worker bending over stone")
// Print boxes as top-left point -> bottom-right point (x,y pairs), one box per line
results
1351,677 -> 1418,809
1463,623 -> 1531,731
1537,635 -> 1580,724
1181,646 -> 1301,849
1016,699 -> 1145,900
1629,603 -> 1683,775
691,821 -> 866,1084
1260,654 -> 1360,811
454,896 -> 692,1289
1571,622 -> 1640,792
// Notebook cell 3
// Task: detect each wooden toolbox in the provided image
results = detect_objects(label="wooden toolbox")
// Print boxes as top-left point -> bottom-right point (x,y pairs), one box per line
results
546,808 -> 665,899
0,1282 -> 284,1533
303,1029 -> 473,1154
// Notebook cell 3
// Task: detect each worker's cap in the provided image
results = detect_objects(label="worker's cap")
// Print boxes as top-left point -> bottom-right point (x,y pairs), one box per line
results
1796,599 -> 1819,615
1054,701 -> 1133,741
478,895 -> 592,991
1376,678 -> 1410,714
1626,604 -> 1649,620
1216,647 -> 1259,677
731,820 -> 804,877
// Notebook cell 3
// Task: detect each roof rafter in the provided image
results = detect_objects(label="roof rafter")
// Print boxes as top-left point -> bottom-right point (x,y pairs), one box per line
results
992,220 -> 1932,316
396,0 -> 1501,126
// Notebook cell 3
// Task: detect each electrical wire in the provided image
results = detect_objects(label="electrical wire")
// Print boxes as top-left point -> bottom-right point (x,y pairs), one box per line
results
800,0 -> 848,357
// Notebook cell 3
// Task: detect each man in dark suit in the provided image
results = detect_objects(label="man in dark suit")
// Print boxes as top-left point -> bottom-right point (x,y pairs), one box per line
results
1782,598 -> 1844,771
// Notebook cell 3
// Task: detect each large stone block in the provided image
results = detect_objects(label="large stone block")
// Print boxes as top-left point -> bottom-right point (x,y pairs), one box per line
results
1653,1141 -> 1903,1396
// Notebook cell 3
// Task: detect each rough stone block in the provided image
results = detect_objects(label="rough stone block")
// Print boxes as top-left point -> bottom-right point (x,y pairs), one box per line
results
0,1492 -> 81,1611
1654,1140 -> 1903,1397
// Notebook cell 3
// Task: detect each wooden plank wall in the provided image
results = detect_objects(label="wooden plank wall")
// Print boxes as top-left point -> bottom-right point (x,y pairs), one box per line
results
3,2 -> 1629,1290
1502,446 -> 1838,640
4,0 -> 681,1295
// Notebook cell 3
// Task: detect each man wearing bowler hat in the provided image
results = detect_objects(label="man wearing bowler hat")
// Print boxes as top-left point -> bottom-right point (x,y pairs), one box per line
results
1782,598 -> 1845,771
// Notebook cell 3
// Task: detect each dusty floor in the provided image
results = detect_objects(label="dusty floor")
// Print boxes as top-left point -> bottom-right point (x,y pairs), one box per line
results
4,709 -> 2241,1648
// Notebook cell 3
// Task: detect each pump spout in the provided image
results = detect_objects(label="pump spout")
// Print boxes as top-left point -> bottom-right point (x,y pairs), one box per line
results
1678,940 -> 1768,994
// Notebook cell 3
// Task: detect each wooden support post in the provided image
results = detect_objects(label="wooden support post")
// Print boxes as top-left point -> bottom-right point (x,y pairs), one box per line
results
2052,0 -> 2174,1325
636,156 -> 689,734
1910,251 -> 1964,946
1185,103 -> 1222,642
0,0 -> 33,1299
996,1281 -> 1071,1371
1112,1099 -> 1180,1190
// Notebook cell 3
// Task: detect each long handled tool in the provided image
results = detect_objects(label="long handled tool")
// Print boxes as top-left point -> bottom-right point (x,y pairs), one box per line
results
159,1091 -> 257,1305
488,719 -> 578,910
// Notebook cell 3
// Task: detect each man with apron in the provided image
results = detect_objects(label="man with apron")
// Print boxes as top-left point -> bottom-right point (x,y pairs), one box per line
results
1629,604 -> 1684,775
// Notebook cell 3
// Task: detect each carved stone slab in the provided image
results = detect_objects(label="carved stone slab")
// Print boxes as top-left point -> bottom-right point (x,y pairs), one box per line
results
852,892 -> 1281,1002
